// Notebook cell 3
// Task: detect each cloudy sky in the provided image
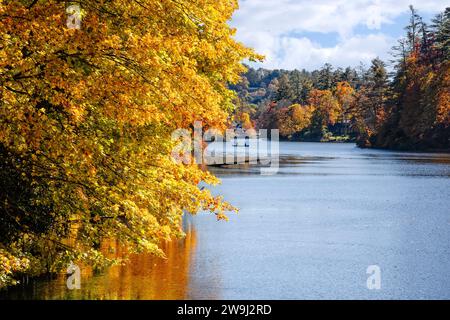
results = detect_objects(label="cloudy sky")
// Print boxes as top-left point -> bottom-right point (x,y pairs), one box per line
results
231,0 -> 450,70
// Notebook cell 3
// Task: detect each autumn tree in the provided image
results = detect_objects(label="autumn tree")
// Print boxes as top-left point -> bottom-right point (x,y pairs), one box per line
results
0,0 -> 260,286
276,104 -> 314,138
307,89 -> 341,138
334,81 -> 355,135
238,112 -> 254,130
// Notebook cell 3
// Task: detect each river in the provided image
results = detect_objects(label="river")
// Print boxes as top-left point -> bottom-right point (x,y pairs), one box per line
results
2,142 -> 450,299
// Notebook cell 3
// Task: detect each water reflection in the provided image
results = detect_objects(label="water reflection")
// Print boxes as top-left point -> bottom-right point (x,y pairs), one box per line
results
1,219 -> 198,300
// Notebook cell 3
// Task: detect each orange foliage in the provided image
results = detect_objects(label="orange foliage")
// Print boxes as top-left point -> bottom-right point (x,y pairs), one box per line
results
308,89 -> 341,126
436,63 -> 450,126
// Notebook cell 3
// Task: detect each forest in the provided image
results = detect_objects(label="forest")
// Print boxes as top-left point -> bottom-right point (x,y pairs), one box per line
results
232,6 -> 450,150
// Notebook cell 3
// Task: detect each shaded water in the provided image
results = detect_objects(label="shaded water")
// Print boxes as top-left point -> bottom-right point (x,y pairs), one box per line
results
2,142 -> 450,299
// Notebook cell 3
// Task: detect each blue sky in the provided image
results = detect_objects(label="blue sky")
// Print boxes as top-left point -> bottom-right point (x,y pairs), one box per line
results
231,0 -> 450,70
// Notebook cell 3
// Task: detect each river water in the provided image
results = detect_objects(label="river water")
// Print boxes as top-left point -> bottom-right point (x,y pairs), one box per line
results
2,142 -> 450,299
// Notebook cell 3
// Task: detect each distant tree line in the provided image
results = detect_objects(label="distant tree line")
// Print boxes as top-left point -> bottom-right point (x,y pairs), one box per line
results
232,6 -> 450,150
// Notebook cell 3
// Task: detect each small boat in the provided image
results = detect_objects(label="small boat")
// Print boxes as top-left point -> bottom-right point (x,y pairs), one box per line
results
204,137 -> 275,166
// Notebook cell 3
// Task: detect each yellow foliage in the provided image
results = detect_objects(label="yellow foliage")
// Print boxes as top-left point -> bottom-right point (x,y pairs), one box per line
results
277,104 -> 314,137
437,62 -> 450,126
239,112 -> 254,130
308,89 -> 341,126
0,0 -> 262,284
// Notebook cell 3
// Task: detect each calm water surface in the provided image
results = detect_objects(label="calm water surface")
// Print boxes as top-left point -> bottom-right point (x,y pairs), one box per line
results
3,142 -> 450,299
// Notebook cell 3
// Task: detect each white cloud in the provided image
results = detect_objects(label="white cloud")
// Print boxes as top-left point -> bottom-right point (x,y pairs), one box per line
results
232,0 -> 449,70
237,31 -> 393,70
278,34 -> 392,70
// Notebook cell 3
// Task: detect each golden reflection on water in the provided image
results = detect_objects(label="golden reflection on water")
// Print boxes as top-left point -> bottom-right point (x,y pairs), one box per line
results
32,222 -> 198,300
